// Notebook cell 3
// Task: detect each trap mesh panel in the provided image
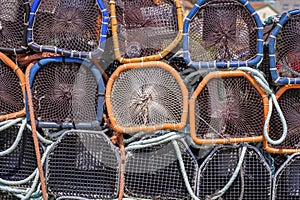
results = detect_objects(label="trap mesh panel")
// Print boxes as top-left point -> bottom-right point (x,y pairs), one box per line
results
105,61 -> 188,134
265,85 -> 300,154
183,0 -> 263,68
197,144 -> 272,199
190,71 -> 268,144
110,0 -> 183,63
46,130 -> 120,199
28,0 -> 109,58
29,57 -> 104,128
0,54 -> 25,121
269,10 -> 300,85
273,153 -> 300,199
0,0 -> 29,54
125,139 -> 198,199
0,191 -> 19,200
0,126 -> 38,188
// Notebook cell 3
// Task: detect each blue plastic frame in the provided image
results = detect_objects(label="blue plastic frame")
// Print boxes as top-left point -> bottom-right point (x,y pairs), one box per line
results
26,57 -> 105,129
269,9 -> 300,85
27,0 -> 109,59
183,0 -> 264,69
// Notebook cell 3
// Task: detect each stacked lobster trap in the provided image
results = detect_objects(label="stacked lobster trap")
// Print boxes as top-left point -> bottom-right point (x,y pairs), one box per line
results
0,0 -> 299,199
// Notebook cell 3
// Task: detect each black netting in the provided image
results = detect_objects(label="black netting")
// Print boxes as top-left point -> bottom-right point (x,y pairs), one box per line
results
46,131 -> 120,199
198,145 -> 271,199
125,140 -> 197,199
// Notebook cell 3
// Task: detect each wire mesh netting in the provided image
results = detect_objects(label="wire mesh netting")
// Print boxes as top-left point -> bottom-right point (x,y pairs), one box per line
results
0,0 -> 28,53
0,125 -> 38,188
273,153 -> 300,200
197,144 -> 272,199
268,86 -> 300,152
0,191 -> 19,200
30,61 -> 99,125
0,58 -> 24,121
29,0 -> 107,57
111,0 -> 181,61
190,72 -> 266,144
273,13 -> 300,79
46,130 -> 120,199
187,0 -> 258,63
125,139 -> 197,199
106,62 -> 188,133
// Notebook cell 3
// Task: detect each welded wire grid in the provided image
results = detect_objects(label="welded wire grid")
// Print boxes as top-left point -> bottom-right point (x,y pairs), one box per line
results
29,60 -> 100,127
265,85 -> 300,154
273,153 -> 300,200
0,55 -> 25,121
45,130 -> 120,199
190,71 -> 268,144
0,125 -> 38,188
183,0 -> 263,68
106,62 -> 188,134
110,0 -> 183,63
125,139 -> 198,199
0,0 -> 29,54
27,0 -> 109,58
269,9 -> 300,85
197,144 -> 272,199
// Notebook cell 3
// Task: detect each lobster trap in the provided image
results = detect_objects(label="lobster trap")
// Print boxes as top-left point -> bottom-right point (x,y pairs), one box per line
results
110,0 -> 183,63
0,125 -> 39,190
183,0 -> 263,68
27,57 -> 105,129
0,0 -> 29,54
0,191 -> 19,200
190,70 -> 268,144
27,0 -> 109,58
269,9 -> 300,85
0,53 -> 25,121
264,85 -> 300,154
45,130 -> 120,199
273,152 -> 300,200
105,61 -> 188,134
124,138 -> 198,199
197,144 -> 272,199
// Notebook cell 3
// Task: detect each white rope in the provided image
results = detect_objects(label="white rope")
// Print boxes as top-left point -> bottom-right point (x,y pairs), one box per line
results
237,67 -> 287,145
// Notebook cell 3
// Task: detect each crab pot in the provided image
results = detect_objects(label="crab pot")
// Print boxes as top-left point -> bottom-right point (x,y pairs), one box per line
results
264,85 -> 300,154
45,130 -> 120,199
268,9 -> 300,85
105,61 -> 188,134
0,125 -> 39,188
197,144 -> 272,199
125,139 -> 198,199
183,0 -> 263,68
190,70 -> 268,144
28,57 -> 105,129
109,0 -> 183,62
27,0 -> 109,58
273,153 -> 300,200
0,0 -> 29,54
0,53 -> 25,121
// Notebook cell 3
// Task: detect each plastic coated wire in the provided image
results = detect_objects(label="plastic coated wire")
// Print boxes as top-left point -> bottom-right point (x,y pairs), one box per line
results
210,145 -> 247,200
237,67 -> 287,145
0,119 -> 26,156
172,140 -> 200,200
0,118 -> 23,131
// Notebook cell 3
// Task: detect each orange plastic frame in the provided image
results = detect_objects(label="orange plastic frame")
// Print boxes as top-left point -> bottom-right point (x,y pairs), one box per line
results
105,61 -> 188,134
190,70 -> 269,145
0,52 -> 26,121
264,84 -> 300,154
110,0 -> 184,63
